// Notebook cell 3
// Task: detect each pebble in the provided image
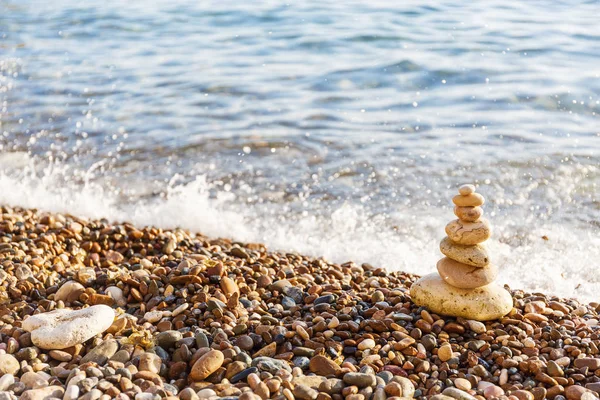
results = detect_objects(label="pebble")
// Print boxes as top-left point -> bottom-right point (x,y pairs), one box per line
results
466,319 -> 487,333
281,296 -> 296,309
196,389 -> 217,399
384,382 -> 402,396
309,355 -> 341,376
548,360 -> 565,377
438,344 -> 453,362
396,377 -> 416,398
195,332 -> 210,348
20,372 -> 48,389
0,392 -> 12,400
105,286 -> 127,307
80,340 -> 118,365
54,281 -> 85,303
252,357 -> 292,373
22,305 -> 115,349
565,385 -> 594,400
293,356 -> 310,369
574,359 -> 600,370
171,303 -> 189,316
220,276 -> 239,296
319,378 -> 344,394
483,385 -> 504,399
314,294 -> 336,305
110,349 -> 131,364
342,373 -> 376,388
143,311 -> 163,323
139,352 -> 162,374
48,350 -> 72,362
0,354 -> 19,376
582,393 -> 600,400
293,376 -> 327,389
294,384 -> 319,400
156,330 -> 183,349
0,375 -> 14,391
357,338 -> 376,350
20,386 -> 65,400
230,367 -> 258,383
454,378 -> 471,391
371,290 -> 385,303
512,390 -> 534,400
189,350 -> 224,381
442,387 -> 478,400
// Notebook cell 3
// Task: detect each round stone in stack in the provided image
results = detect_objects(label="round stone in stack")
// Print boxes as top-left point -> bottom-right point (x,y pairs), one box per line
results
445,218 -> 491,245
458,184 -> 476,195
454,205 -> 483,222
436,257 -> 497,289
439,236 -> 489,267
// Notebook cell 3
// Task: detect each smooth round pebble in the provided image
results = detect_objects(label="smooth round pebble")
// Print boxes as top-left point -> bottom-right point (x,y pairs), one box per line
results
54,281 -> 85,303
454,378 -> 472,391
0,354 -> 19,376
357,338 -> 376,350
189,350 -> 224,381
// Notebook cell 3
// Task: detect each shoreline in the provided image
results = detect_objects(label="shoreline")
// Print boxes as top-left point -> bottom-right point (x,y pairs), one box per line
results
1,205 -> 600,400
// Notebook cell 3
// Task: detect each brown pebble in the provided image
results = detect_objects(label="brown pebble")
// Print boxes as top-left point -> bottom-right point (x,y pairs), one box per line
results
309,356 -> 341,376
189,350 -> 224,381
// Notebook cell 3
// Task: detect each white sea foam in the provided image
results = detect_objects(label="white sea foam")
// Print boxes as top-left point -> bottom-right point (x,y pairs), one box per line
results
0,153 -> 598,303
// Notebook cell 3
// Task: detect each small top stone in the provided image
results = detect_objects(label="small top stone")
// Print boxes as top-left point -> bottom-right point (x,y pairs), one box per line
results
458,184 -> 476,196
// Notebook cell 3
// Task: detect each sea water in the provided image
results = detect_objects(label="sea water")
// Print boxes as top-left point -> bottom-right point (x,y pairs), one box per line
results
1,1 -> 599,301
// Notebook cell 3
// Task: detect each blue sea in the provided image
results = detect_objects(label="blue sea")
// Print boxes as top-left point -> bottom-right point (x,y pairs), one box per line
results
1,0 -> 599,300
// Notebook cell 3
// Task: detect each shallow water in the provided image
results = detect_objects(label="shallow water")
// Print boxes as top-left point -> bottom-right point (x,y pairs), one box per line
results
1,1 -> 599,301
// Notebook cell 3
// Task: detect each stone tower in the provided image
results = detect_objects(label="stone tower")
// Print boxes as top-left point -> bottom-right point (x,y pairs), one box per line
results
410,184 -> 512,321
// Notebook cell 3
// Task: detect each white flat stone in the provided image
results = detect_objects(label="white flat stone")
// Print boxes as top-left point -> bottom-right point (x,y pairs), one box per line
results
22,305 -> 115,350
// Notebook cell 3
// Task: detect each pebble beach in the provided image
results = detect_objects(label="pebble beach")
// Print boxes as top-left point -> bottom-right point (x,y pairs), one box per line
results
1,206 -> 600,400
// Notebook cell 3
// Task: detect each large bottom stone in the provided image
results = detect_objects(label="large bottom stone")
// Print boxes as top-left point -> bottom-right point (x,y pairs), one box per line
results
410,274 -> 512,321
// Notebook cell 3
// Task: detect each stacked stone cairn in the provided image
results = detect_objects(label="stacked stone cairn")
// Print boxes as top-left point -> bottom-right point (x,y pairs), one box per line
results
410,184 -> 513,321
